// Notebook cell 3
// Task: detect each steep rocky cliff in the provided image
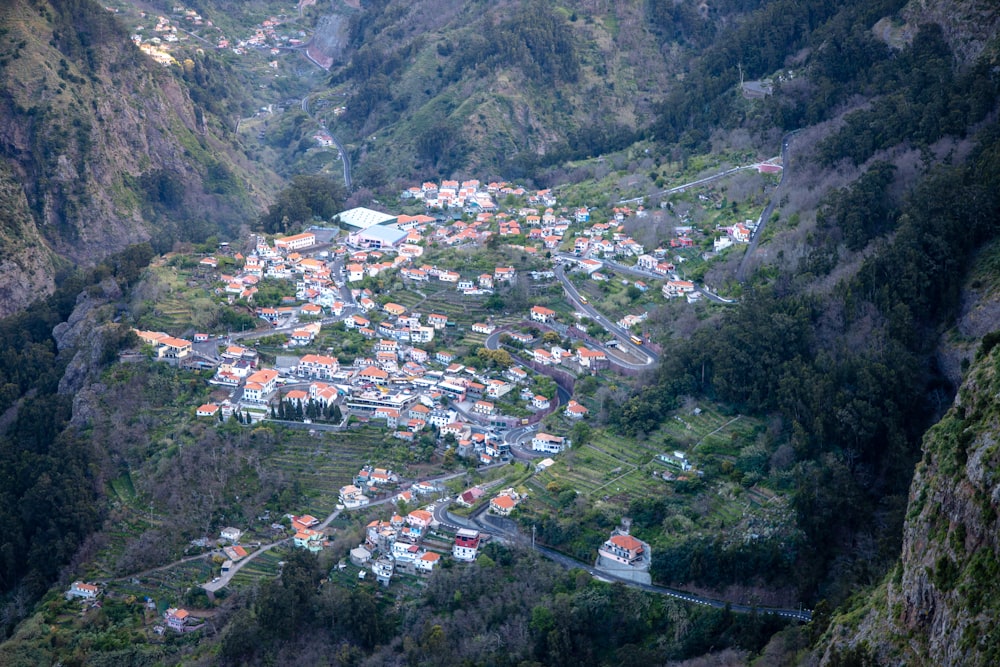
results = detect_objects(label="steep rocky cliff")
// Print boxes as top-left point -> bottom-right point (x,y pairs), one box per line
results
818,325 -> 1000,665
0,0 -> 269,317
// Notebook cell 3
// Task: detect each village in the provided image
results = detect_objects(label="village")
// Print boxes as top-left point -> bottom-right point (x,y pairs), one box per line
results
105,1 -> 309,69
66,174 -> 766,633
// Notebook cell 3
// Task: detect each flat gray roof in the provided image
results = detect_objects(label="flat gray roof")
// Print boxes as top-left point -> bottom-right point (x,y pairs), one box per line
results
338,207 -> 398,230
356,225 -> 407,245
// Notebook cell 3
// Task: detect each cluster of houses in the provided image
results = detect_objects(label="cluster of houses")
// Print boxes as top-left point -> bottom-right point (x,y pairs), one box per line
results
193,323 -> 578,461
351,508 -> 445,585
400,179 -> 556,214
713,220 -> 755,251
180,231 -> 591,458
66,580 -> 203,634
134,330 -> 194,359
348,478 -> 533,585
397,263 -> 514,296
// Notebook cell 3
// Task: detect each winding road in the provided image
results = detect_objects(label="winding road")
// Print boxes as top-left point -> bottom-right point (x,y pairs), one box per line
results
301,94 -> 352,190
737,131 -> 797,283
553,264 -> 657,367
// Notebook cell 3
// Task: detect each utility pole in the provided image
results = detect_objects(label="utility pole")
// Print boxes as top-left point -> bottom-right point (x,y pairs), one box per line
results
532,525 -> 536,550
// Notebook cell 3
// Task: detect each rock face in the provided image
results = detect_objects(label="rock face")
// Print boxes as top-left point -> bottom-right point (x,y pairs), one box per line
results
820,342 -> 1000,665
53,278 -> 124,398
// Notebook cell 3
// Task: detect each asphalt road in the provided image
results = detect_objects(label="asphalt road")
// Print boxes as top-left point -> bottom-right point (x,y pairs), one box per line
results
302,93 -> 352,190
531,543 -> 812,622
553,264 -> 657,366
471,509 -> 813,622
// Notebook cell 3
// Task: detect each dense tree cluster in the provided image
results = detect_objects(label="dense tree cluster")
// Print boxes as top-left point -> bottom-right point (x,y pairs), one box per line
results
815,162 -> 897,252
0,245 -> 154,636
259,175 -> 345,234
218,543 -> 789,666
652,0 -> 891,148
814,25 -> 998,165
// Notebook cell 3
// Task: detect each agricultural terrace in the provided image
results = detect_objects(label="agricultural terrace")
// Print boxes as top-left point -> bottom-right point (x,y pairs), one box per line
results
516,402 -> 798,567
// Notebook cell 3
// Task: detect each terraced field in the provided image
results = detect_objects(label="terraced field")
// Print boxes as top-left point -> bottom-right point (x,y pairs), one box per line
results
229,548 -> 287,587
402,283 -> 493,322
386,290 -> 427,311
138,264 -> 218,334
108,557 -> 216,604
661,405 -> 756,455
526,405 -> 763,510
264,428 -> 391,516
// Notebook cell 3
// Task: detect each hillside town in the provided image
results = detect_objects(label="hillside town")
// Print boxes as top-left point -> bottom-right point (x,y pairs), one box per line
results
118,175 -> 747,594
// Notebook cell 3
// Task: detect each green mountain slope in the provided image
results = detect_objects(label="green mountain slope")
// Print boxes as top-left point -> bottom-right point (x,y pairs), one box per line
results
0,0 -> 276,316
322,0 -> 694,182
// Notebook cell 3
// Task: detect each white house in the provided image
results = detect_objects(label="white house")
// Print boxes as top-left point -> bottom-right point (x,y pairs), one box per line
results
531,432 -> 568,454
530,306 -> 556,323
414,551 -> 440,573
220,527 -> 242,543
453,528 -> 481,562
67,581 -> 99,599
297,354 -> 339,379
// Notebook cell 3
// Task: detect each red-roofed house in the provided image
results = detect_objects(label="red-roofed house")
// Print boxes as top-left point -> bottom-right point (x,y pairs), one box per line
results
576,347 -> 609,370
490,493 -> 518,516
68,581 -> 99,599
196,404 -> 220,417
165,608 -> 191,632
358,366 -> 390,384
298,354 -> 340,379
663,280 -> 696,298
243,369 -> 278,403
598,533 -> 645,565
530,306 -> 556,323
415,551 -> 440,573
